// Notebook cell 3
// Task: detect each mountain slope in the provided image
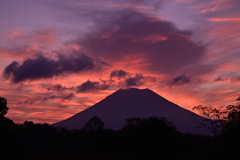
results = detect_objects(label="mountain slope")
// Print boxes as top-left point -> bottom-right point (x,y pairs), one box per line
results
53,88 -> 208,134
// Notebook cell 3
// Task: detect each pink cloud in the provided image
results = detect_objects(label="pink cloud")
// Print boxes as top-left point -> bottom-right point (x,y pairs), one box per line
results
207,17 -> 240,22
190,0 -> 231,13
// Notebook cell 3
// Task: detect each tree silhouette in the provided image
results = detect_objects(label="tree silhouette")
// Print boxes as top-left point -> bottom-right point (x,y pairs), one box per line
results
84,116 -> 104,132
192,105 -> 226,135
221,97 -> 240,135
225,97 -> 240,122
0,97 -> 8,117
193,97 -> 240,135
121,116 -> 181,158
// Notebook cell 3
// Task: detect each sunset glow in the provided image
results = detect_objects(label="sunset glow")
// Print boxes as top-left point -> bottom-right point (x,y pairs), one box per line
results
1,0 -> 240,124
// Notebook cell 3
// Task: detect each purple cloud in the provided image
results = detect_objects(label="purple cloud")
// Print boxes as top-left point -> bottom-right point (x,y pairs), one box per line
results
110,69 -> 128,78
170,74 -> 191,86
3,51 -> 107,83
124,73 -> 155,87
77,11 -> 205,73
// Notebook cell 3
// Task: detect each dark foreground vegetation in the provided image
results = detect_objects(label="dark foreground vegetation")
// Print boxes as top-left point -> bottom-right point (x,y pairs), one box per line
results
1,97 -> 240,160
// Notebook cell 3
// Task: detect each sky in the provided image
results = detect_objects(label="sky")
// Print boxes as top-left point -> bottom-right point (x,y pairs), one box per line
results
1,0 -> 240,124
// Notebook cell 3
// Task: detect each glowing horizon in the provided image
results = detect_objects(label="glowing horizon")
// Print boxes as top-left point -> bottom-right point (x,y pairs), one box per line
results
1,0 -> 240,124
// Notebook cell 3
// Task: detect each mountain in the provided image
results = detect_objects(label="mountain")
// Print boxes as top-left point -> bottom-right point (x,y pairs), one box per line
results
53,88 -> 208,134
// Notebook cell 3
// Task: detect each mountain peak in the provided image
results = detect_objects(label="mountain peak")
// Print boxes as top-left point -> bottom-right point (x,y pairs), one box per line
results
117,88 -> 150,92
113,88 -> 157,97
53,88 -> 208,134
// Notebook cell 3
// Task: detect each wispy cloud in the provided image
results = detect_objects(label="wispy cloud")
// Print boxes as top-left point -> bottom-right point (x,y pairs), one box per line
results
207,18 -> 240,22
190,0 -> 231,13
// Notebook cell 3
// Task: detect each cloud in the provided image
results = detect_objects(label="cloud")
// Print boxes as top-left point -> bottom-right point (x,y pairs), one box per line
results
231,76 -> 240,82
75,70 -> 155,92
67,2 -> 151,10
123,73 -> 155,87
77,10 -> 205,73
110,69 -> 156,87
76,80 -> 100,93
67,0 -> 162,11
43,93 -> 75,101
43,95 -> 56,101
75,79 -> 112,93
47,84 -> 74,91
63,93 -> 75,100
3,51 -> 107,83
170,74 -> 191,86
214,75 -> 240,83
1,28 -> 58,61
18,100 -> 34,105
9,29 -> 57,47
214,77 -> 224,82
207,18 -> 240,22
110,69 -> 128,78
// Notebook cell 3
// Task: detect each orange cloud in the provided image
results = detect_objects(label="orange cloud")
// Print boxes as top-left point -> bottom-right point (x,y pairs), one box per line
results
207,18 -> 240,22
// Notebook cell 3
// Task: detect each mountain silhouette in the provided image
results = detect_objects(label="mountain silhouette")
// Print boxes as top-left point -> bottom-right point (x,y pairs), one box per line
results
53,88 -> 208,134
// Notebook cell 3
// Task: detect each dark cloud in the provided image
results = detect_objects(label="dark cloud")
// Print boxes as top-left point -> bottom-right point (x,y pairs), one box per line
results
75,71 -> 155,92
18,100 -> 34,105
98,79 -> 114,90
231,76 -> 240,82
43,95 -> 56,101
214,73 -> 240,83
110,69 -> 128,78
76,80 -> 102,93
214,77 -> 224,82
78,10 -> 205,73
43,93 -> 75,101
124,73 -> 155,87
3,51 -> 106,83
75,75 -> 155,92
75,79 -> 113,93
215,75 -> 240,83
63,93 -> 75,100
109,69 -> 156,87
47,84 -> 74,91
170,74 -> 191,86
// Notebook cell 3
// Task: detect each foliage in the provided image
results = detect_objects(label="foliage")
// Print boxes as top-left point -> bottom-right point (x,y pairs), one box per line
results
221,97 -> 240,138
225,97 -> 240,122
83,116 -> 104,132
193,105 -> 227,135
121,116 -> 181,158
0,97 -> 8,117
2,114 -> 240,159
193,97 -> 240,136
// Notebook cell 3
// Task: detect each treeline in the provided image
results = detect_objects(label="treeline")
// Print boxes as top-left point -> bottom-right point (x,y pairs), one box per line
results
1,97 -> 240,160
1,115 -> 240,160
